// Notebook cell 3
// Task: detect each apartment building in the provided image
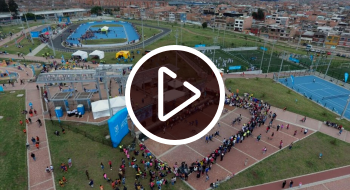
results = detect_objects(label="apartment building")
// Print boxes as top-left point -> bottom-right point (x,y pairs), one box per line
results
324,34 -> 341,47
169,12 -> 175,22
338,33 -> 350,47
233,16 -> 252,32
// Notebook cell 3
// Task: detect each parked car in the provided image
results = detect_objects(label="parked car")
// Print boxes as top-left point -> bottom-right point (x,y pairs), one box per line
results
302,43 -> 308,46
341,54 -> 347,57
310,49 -> 316,52
336,53 -> 341,56
315,49 -> 321,53
327,52 -> 332,55
320,50 -> 326,54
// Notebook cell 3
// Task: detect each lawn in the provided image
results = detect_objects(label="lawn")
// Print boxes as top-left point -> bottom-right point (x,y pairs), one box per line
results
0,90 -> 27,190
218,132 -> 350,189
2,37 -> 41,55
0,22 -> 43,36
46,120 -> 191,190
84,38 -> 127,45
225,78 -> 350,130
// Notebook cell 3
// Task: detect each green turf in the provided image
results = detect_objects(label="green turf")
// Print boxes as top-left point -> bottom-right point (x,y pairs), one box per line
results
225,78 -> 350,130
46,120 -> 191,190
218,132 -> 350,189
84,38 -> 127,45
0,90 -> 27,190
2,38 -> 41,55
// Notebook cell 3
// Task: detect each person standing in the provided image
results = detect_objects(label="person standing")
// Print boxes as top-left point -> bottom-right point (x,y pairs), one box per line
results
101,162 -> 104,170
68,158 -> 72,168
276,125 -> 280,131
339,127 -> 343,135
262,147 -> 267,154
282,180 -> 286,188
89,179 -> 94,187
205,174 -> 209,182
279,140 -> 283,149
108,160 -> 112,170
31,153 -> 36,161
289,180 -> 294,188
45,166 -> 50,173
50,165 -> 54,172
244,158 -> 248,166
289,142 -> 293,150
257,134 -> 261,142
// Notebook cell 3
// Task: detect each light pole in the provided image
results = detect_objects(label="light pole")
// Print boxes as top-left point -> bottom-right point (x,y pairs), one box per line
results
141,9 -> 145,49
181,22 -> 183,45
277,51 -> 286,81
324,52 -> 334,77
223,25 -> 226,48
267,40 -> 276,73
259,40 -> 266,71
213,36 -> 218,64
174,29 -> 179,45
47,25 -> 56,56
340,95 -> 350,119
24,12 -> 34,44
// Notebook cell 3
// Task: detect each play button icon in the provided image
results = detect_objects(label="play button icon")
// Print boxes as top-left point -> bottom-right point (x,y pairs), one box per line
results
158,67 -> 201,122
125,45 -> 225,145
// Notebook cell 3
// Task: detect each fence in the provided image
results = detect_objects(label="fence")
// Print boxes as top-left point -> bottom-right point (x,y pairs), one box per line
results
51,120 -> 113,147
222,47 -> 258,51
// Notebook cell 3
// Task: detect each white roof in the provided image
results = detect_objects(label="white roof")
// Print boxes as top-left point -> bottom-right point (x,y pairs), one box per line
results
19,8 -> 89,16
153,89 -> 186,102
89,50 -> 105,59
72,50 -> 88,59
91,96 -> 126,119
101,26 -> 109,31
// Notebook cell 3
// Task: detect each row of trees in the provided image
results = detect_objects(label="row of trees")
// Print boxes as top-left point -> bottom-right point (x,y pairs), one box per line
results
90,6 -> 120,16
0,0 -> 18,15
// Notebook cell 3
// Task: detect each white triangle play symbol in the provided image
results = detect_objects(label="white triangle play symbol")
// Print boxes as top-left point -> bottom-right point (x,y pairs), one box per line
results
158,67 -> 201,122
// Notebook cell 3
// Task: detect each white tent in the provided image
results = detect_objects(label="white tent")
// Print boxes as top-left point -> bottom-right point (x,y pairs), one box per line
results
72,50 -> 88,60
89,50 -> 105,59
91,96 -> 126,119
101,26 -> 109,32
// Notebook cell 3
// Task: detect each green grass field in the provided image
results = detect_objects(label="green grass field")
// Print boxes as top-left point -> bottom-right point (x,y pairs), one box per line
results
225,78 -> 350,130
2,38 -> 41,55
0,90 -> 27,190
46,121 -> 191,190
84,38 -> 127,45
218,132 -> 350,189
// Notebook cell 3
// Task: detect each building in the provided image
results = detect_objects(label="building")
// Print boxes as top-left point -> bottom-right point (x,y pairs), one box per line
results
324,34 -> 341,47
233,16 -> 252,32
338,33 -> 350,47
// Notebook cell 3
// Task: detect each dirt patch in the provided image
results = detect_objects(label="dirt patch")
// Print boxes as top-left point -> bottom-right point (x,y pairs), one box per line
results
0,151 -> 7,156
251,170 -> 259,179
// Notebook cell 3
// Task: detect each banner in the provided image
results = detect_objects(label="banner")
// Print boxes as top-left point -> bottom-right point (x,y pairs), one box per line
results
260,47 -> 267,51
310,55 -> 313,61
291,75 -> 294,85
289,56 -> 300,63
195,44 -> 206,47
345,73 -> 349,83
108,107 -> 129,148
229,66 -> 241,70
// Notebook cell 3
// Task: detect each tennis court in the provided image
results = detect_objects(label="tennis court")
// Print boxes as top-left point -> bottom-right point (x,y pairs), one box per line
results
279,75 -> 350,119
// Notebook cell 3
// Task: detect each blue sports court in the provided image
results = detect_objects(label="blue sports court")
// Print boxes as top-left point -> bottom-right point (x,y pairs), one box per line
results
280,75 -> 350,119
66,21 -> 139,45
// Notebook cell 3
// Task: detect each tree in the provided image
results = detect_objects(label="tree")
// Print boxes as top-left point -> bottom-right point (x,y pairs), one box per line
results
8,0 -> 18,15
252,12 -> 258,19
0,0 -> 8,12
91,6 -> 102,15
202,22 -> 207,29
257,8 -> 264,20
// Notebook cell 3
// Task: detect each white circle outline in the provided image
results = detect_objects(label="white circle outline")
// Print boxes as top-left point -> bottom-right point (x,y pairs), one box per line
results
125,45 -> 225,145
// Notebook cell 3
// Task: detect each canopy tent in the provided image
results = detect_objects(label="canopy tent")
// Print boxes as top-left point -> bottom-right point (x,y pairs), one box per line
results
153,89 -> 186,103
101,26 -> 109,32
72,50 -> 88,60
89,50 -> 105,59
91,96 -> 126,119
116,51 -> 130,59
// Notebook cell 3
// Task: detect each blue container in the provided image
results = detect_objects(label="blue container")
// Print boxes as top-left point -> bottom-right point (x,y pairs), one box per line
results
55,107 -> 63,118
77,104 -> 85,115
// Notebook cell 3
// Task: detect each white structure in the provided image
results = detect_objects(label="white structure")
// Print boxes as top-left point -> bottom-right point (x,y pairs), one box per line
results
91,96 -> 126,119
72,50 -> 88,60
169,12 -> 175,22
89,50 -> 105,59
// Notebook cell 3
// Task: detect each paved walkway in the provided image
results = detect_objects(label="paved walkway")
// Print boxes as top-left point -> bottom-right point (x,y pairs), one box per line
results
0,53 -> 61,63
27,43 -> 47,56
1,66 -> 56,190
0,25 -> 43,47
